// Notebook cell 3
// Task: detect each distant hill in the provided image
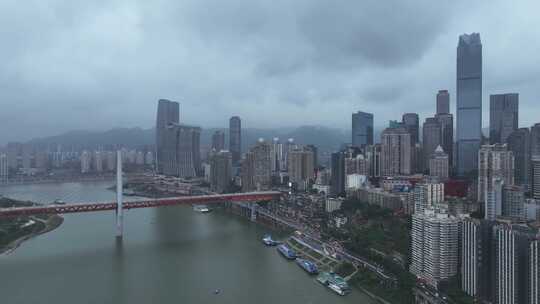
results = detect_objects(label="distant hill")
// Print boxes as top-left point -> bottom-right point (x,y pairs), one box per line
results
28,125 -> 350,153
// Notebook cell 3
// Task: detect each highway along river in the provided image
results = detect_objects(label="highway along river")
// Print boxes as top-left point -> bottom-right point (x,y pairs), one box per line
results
0,181 -> 375,304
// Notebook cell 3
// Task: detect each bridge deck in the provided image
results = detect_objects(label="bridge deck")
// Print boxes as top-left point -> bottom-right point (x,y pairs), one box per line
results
0,191 -> 281,217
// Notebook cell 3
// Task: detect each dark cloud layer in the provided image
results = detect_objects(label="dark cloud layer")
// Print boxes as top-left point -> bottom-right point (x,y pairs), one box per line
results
1,0 -> 539,143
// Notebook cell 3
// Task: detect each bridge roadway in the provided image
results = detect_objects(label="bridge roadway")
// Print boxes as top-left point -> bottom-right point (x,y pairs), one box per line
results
0,191 -> 281,218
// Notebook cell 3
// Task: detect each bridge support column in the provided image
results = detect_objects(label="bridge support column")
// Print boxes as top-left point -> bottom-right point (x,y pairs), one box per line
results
116,151 -> 123,239
250,203 -> 257,222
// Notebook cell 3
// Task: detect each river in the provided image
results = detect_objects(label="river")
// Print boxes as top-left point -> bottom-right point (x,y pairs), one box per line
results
0,181 -> 375,304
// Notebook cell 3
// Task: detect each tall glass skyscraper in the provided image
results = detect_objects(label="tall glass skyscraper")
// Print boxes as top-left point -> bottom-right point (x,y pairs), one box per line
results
351,111 -> 374,147
489,93 -> 519,144
456,33 -> 482,176
156,99 -> 179,174
229,116 -> 242,166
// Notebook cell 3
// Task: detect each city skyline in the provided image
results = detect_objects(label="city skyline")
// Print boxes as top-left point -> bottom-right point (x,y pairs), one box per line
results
1,1 -> 540,144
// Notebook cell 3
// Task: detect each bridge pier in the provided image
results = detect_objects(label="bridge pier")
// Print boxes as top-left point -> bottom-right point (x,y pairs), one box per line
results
250,203 -> 257,222
116,151 -> 123,239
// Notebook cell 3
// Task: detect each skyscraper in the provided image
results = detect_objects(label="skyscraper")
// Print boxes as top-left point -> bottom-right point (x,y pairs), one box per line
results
381,127 -> 411,176
456,33 -> 482,176
429,146 -> 449,181
402,113 -> 419,145
0,153 -> 8,183
352,111 -> 374,147
532,156 -> 540,200
435,113 -> 454,169
210,150 -> 232,193
156,99 -> 180,174
410,209 -> 460,288
507,128 -> 531,188
490,93 -> 519,144
436,90 -> 450,115
241,140 -> 271,192
161,124 -> 201,178
478,144 -> 514,205
229,116 -> 242,166
366,144 -> 382,178
287,147 -> 315,191
413,181 -> 445,214
422,117 -> 442,170
211,130 -> 225,151
532,123 -> 540,157
330,151 -> 346,196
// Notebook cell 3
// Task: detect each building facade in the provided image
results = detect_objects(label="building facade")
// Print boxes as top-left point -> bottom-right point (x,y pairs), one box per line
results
403,113 -> 420,145
352,111 -> 374,147
156,99 -> 180,174
437,90 -> 450,115
211,130 -> 225,152
490,93 -> 519,144
429,146 -> 449,181
381,127 -> 411,176
229,116 -> 242,166
478,144 -> 515,205
423,117 -> 442,170
210,150 -> 232,193
507,128 -> 531,188
456,33 -> 483,176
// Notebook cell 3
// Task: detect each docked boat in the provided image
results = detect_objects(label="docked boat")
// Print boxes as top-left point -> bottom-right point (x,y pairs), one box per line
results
262,235 -> 280,246
193,205 -> 211,213
316,272 -> 350,296
277,244 -> 297,260
295,258 -> 318,274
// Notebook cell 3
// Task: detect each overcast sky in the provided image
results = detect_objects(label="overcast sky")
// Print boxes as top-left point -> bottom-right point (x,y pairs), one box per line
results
1,0 -> 539,144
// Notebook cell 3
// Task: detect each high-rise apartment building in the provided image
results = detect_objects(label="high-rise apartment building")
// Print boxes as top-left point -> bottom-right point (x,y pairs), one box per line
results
352,111 -> 374,147
410,209 -> 460,288
532,123 -> 540,157
530,240 -> 540,304
429,146 -> 449,181
366,144 -> 381,178
345,154 -> 369,176
437,90 -> 450,115
490,93 -> 519,144
423,117 -> 442,170
210,150 -> 232,193
507,128 -> 531,188
229,116 -> 242,166
533,156 -> 540,200
402,113 -> 420,145
80,150 -> 91,173
288,147 -> 315,190
381,127 -> 411,176
0,153 -> 8,183
456,33 -> 482,176
156,99 -> 180,174
478,144 -> 515,205
502,185 -> 526,220
211,130 -> 225,152
159,124 -> 201,178
413,181 -> 445,214
461,218 -> 494,300
241,140 -> 271,192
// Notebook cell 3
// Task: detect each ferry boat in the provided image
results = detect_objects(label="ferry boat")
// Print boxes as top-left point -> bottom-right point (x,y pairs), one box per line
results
316,272 -> 350,296
262,235 -> 280,246
193,205 -> 211,213
277,244 -> 297,260
295,258 -> 318,274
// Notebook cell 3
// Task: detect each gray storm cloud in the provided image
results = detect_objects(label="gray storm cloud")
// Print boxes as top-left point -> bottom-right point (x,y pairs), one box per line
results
0,0 -> 539,143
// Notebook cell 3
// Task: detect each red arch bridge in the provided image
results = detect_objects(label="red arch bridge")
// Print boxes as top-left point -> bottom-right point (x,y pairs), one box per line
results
0,191 -> 282,237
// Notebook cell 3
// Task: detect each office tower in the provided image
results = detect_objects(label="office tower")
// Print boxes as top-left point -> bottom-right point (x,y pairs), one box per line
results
413,181 -> 445,214
211,131 -> 225,151
456,33 -> 482,176
80,151 -> 91,173
502,185 -> 526,220
461,218 -> 494,300
210,150 -> 232,193
412,143 -> 424,174
288,147 -> 315,190
493,223 -> 537,304
159,124 -> 201,177
352,111 -> 374,147
478,144 -> 515,204
533,157 -> 540,200
0,153 -> 7,183
270,138 -> 282,173
229,116 -> 242,166
507,128 -> 531,188
330,152 -> 346,196
490,93 -> 519,144
429,146 -> 449,181
389,120 -> 404,128
410,209 -> 460,288
532,123 -> 540,157
402,113 -> 420,145
366,144 -> 381,178
436,113 -> 454,169
381,127 -> 411,176
241,140 -> 271,192
437,90 -> 450,115
156,99 -> 180,174
423,117 -> 442,170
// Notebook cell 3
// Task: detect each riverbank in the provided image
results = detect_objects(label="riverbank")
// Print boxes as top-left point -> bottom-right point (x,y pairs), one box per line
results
0,215 -> 63,256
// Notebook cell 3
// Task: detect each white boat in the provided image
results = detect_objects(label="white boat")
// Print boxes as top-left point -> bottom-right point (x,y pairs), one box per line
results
193,205 -> 211,213
328,283 -> 346,296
